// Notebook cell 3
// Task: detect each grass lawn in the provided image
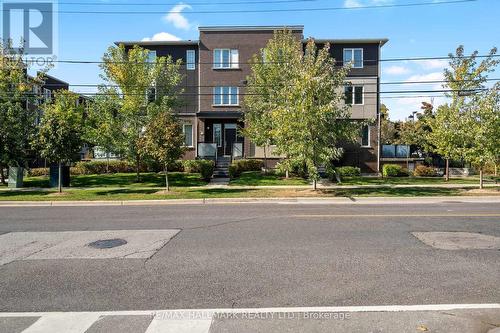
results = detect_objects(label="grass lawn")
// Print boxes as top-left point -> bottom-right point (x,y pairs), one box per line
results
335,176 -> 498,186
9,172 -> 208,188
0,186 -> 497,201
229,171 -> 310,186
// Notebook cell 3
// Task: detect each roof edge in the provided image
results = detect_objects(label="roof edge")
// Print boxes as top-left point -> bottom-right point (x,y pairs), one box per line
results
114,40 -> 199,46
307,38 -> 389,46
199,25 -> 304,32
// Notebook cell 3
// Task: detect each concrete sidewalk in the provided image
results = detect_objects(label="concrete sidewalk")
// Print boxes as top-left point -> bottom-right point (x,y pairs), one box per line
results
0,195 -> 499,207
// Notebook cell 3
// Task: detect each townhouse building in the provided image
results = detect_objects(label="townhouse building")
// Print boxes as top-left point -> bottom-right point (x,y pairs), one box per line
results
117,25 -> 387,173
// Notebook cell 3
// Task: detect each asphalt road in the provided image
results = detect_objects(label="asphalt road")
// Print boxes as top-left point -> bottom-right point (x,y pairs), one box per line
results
0,202 -> 499,312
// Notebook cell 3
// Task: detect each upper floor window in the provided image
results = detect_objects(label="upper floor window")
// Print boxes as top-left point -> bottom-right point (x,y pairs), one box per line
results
43,88 -> 52,101
147,50 -> 157,64
343,48 -> 363,68
213,86 -> 239,106
344,86 -> 363,105
186,50 -> 196,70
213,49 -> 239,69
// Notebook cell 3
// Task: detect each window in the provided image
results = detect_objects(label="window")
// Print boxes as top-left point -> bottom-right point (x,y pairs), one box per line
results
186,50 -> 196,70
213,49 -> 239,69
213,86 -> 239,105
43,88 -> 51,101
213,124 -> 222,147
361,125 -> 370,147
343,48 -> 363,68
344,86 -> 363,105
147,50 -> 156,64
183,124 -> 193,147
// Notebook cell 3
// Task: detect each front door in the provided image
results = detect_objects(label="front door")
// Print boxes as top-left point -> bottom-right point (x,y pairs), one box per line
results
224,124 -> 237,156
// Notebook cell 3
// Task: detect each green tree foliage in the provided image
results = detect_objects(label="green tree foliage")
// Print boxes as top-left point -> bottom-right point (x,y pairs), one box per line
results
245,31 -> 357,189
0,42 -> 48,183
428,45 -> 499,187
139,98 -> 185,191
97,44 -> 182,181
380,104 -> 397,145
35,91 -> 85,192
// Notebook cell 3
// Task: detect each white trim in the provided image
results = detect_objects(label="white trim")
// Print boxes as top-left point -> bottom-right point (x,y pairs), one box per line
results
344,85 -> 364,105
186,50 -> 195,70
343,48 -> 363,68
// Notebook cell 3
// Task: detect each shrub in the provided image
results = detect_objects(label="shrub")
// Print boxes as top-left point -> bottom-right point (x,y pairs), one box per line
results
275,159 -> 308,178
182,159 -> 214,181
413,165 -> 438,177
73,160 -> 136,175
336,166 -> 361,178
228,159 -> 263,178
383,164 -> 408,177
27,168 -> 49,177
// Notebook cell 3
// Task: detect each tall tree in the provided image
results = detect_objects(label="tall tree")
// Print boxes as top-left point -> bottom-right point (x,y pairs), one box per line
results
139,98 -> 185,192
0,42 -> 47,183
428,45 -> 499,184
246,31 -> 357,189
380,104 -> 397,145
35,91 -> 84,192
99,44 -> 182,181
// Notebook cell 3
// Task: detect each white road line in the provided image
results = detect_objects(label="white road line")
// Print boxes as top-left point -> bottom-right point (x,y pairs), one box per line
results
21,313 -> 101,333
2,303 -> 500,318
145,316 -> 213,333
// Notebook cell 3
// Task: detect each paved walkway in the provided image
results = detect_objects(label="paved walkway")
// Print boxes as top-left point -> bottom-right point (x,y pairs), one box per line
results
1,304 -> 499,332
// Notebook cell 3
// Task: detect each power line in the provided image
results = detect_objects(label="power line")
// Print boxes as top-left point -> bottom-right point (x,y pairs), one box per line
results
2,0 -> 476,14
56,0 -> 329,6
35,54 -> 500,65
37,78 -> 500,88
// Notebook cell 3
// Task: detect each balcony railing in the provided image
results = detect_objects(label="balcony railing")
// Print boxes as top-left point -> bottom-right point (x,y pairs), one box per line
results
232,142 -> 243,159
381,145 -> 410,158
197,142 -> 217,159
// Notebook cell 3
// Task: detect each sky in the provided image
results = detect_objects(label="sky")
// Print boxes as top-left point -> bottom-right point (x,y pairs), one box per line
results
27,0 -> 500,120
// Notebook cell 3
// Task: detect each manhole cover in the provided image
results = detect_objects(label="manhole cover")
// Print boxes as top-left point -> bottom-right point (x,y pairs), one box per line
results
88,238 -> 127,249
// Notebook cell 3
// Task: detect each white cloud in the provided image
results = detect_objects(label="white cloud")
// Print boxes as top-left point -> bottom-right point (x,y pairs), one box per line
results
406,71 -> 444,83
142,32 -> 181,42
164,3 -> 192,30
344,0 -> 393,7
417,59 -> 448,70
384,65 -> 411,75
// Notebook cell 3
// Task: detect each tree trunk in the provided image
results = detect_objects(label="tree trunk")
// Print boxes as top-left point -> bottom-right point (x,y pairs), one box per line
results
106,156 -> 110,173
263,145 -> 268,174
445,158 -> 450,182
312,179 -> 317,190
58,161 -> 62,193
495,163 -> 498,177
135,155 -> 141,182
0,163 -> 5,184
285,170 -> 289,179
165,163 -> 170,192
479,168 -> 484,190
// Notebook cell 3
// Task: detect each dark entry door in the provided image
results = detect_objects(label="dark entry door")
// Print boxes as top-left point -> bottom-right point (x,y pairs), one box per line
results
224,127 -> 236,156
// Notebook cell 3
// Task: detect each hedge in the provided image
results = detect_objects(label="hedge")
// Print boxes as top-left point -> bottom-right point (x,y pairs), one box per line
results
228,159 -> 263,178
27,168 -> 49,177
413,165 -> 438,177
382,164 -> 409,177
182,159 -> 214,181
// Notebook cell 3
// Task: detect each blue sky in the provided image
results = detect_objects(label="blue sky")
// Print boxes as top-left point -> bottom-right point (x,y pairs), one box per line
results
43,0 -> 499,120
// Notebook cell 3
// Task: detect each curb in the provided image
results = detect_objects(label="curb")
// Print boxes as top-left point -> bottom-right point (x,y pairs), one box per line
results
0,196 -> 499,207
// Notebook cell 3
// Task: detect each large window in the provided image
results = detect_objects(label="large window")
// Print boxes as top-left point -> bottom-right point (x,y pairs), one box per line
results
344,86 -> 363,105
343,48 -> 363,68
361,125 -> 370,147
213,86 -> 239,106
213,49 -> 239,69
186,50 -> 195,70
183,124 -> 193,147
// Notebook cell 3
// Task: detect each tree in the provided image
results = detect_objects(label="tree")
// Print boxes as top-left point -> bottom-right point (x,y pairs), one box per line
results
0,42 -> 47,183
84,87 -> 125,172
380,104 -> 397,145
246,31 -> 357,189
428,45 -> 499,185
99,44 -> 182,181
139,98 -> 185,192
35,91 -> 84,192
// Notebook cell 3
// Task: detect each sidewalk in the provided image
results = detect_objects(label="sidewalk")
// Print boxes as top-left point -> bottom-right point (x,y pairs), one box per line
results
1,195 -> 499,207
